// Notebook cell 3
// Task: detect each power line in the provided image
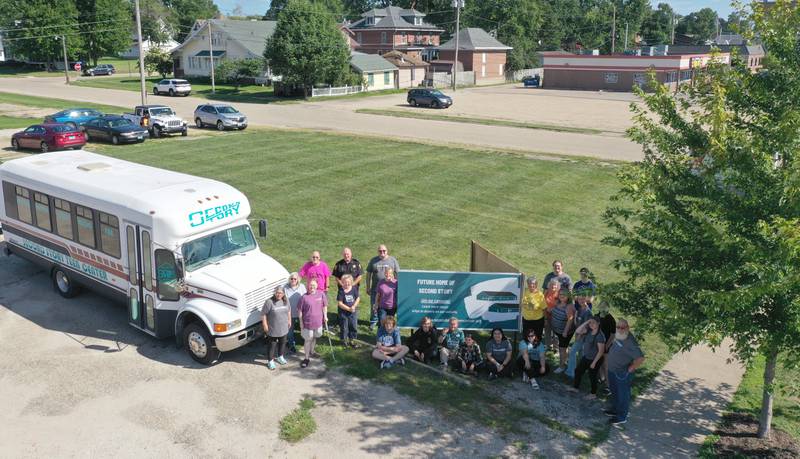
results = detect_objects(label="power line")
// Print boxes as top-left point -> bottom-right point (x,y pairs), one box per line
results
1,27 -> 122,42
0,18 -> 129,34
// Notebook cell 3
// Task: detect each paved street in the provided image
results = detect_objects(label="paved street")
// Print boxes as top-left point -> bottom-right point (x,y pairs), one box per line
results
0,76 -> 643,161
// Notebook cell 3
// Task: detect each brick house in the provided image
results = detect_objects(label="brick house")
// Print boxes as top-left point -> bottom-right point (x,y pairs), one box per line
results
348,6 -> 443,61
435,28 -> 512,84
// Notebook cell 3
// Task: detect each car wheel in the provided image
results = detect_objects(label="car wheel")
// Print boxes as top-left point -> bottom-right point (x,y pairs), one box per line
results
11,138 -> 19,150
151,126 -> 160,138
84,131 -> 90,141
183,322 -> 220,365
432,100 -> 440,109
112,135 -> 120,145
409,98 -> 417,107
40,142 -> 49,153
169,89 -> 175,97
216,121 -> 225,131
195,118 -> 203,128
53,268 -> 81,298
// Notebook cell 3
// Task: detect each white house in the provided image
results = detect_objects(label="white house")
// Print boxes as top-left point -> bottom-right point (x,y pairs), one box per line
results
120,37 -> 179,59
171,19 -> 275,78
350,52 -> 398,90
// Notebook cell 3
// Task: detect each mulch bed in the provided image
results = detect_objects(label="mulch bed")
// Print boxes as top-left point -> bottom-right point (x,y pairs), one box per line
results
712,412 -> 800,458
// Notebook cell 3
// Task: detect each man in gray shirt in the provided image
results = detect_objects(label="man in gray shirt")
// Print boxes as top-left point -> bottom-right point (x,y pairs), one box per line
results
604,319 -> 645,426
541,260 -> 573,292
366,244 -> 399,329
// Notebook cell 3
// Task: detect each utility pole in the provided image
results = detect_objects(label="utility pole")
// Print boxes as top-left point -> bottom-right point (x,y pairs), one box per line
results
61,35 -> 70,84
208,20 -> 216,94
611,5 -> 616,54
134,0 -> 147,105
670,12 -> 675,45
624,22 -> 629,51
451,0 -> 464,91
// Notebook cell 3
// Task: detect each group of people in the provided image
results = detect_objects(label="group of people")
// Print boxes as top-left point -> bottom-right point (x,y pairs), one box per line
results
260,252 -> 646,427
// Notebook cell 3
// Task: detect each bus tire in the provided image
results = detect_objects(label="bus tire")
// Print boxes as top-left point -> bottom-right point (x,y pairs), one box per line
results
183,322 -> 220,365
53,268 -> 81,298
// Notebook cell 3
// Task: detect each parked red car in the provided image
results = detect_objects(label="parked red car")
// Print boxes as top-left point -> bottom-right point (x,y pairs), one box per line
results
11,123 -> 86,152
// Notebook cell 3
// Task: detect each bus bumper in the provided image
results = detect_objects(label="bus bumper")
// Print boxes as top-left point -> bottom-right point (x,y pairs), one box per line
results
214,323 -> 264,352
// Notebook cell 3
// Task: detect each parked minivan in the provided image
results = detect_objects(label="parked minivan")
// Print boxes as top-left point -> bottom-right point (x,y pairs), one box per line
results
407,88 -> 453,109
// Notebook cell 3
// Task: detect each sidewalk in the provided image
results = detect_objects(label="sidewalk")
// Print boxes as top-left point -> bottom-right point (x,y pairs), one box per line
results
592,341 -> 745,458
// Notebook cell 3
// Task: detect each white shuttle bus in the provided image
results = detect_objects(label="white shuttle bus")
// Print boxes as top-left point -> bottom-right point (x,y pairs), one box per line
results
0,150 -> 288,364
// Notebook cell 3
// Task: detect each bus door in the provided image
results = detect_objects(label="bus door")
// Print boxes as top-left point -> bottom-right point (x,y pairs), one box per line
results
125,223 -> 156,334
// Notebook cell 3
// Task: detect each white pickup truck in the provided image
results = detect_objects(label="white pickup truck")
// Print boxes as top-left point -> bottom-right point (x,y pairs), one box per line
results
122,105 -> 188,138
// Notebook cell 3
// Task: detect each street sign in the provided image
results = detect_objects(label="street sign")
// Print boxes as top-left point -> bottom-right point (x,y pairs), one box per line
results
74,62 -> 81,71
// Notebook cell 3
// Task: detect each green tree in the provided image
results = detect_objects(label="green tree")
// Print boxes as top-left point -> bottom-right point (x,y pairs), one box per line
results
265,0 -> 345,20
640,2 -> 676,45
138,0 -> 174,44
141,47 -> 173,76
676,7 -> 718,44
603,1 -> 800,440
214,58 -> 264,87
538,0 -> 581,50
164,0 -> 220,42
0,0 -> 84,68
76,0 -> 133,66
464,0 -> 543,71
264,0 -> 352,94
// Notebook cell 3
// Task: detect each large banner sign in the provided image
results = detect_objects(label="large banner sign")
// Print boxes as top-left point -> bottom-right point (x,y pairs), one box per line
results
397,270 -> 523,331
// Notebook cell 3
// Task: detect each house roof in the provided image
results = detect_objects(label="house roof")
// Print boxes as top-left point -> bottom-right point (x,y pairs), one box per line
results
172,19 -> 276,57
351,6 -> 440,30
350,53 -> 397,73
667,44 -> 765,57
714,34 -> 745,45
438,28 -> 512,51
381,50 -> 428,67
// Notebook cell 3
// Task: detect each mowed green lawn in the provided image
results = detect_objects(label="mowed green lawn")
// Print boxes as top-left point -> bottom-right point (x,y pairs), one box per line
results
74,76 -> 283,104
0,92 -> 127,113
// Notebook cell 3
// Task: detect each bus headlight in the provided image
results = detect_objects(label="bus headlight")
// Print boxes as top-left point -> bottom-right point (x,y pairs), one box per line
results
213,319 -> 241,333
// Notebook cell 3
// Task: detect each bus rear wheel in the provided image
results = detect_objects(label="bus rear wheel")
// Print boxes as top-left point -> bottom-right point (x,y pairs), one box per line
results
53,268 -> 81,298
183,322 -> 220,365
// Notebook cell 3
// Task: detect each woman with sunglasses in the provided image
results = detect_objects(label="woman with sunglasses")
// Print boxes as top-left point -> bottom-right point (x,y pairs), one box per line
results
517,331 -> 547,389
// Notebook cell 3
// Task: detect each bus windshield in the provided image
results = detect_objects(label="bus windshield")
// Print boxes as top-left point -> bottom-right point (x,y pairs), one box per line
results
181,224 -> 256,271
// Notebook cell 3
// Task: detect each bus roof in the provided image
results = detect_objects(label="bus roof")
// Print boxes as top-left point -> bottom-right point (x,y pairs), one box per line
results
0,150 -> 251,241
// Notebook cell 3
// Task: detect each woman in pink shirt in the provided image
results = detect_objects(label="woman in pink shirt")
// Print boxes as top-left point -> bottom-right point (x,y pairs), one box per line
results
299,250 -> 332,292
297,278 -> 328,368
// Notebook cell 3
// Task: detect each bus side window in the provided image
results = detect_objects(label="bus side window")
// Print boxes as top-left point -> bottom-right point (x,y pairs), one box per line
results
2,181 -> 19,220
14,186 -> 33,225
54,198 -> 74,240
75,205 -> 96,248
99,212 -> 121,258
33,192 -> 51,232
155,249 -> 180,301
142,231 -> 153,291
126,226 -> 137,285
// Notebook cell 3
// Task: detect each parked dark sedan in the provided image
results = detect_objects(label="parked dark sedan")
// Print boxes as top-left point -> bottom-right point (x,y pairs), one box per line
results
83,116 -> 148,144
407,88 -> 453,108
11,123 -> 86,152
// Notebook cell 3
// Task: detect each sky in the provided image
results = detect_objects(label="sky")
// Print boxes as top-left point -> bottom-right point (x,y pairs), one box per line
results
212,1 -> 736,19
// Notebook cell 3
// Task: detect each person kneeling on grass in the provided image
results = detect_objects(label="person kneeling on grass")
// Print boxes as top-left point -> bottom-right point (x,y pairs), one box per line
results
373,316 -> 409,369
517,330 -> 547,389
298,278 -> 328,369
408,316 -> 438,364
455,334 -> 483,375
483,328 -> 513,380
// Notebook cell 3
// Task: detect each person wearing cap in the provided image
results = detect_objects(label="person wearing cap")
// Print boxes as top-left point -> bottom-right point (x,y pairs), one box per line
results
604,319 -> 645,427
542,260 -> 573,292
283,273 -> 306,353
550,287 -> 576,374
572,315 -> 606,394
520,276 -> 547,339
573,267 -> 597,307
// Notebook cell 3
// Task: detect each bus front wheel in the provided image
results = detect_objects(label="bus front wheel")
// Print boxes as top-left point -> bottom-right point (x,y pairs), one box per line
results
53,268 -> 81,298
183,322 -> 220,365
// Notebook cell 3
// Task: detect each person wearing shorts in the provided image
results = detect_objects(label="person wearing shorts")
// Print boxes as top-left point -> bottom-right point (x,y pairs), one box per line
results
297,278 -> 328,368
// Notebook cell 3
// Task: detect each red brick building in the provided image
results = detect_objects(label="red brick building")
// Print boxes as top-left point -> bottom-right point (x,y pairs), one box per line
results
435,28 -> 512,84
348,6 -> 443,61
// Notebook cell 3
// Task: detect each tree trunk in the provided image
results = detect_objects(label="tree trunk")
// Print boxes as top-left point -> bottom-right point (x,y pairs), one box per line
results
757,349 -> 779,439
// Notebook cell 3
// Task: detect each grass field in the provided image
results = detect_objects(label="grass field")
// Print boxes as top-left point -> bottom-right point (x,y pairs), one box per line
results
0,115 -> 39,129
356,108 -> 615,135
0,92 -> 127,113
0,57 -> 137,79
279,398 -> 317,443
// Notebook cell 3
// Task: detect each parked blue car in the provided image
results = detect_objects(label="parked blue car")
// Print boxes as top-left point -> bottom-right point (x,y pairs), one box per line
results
522,75 -> 541,87
43,108 -> 104,128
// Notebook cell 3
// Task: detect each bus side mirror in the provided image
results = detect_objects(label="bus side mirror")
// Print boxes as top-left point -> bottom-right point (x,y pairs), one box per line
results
174,254 -> 185,280
258,219 -> 268,238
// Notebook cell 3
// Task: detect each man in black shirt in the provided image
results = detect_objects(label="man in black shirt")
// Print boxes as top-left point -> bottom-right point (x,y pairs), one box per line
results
333,247 -> 363,293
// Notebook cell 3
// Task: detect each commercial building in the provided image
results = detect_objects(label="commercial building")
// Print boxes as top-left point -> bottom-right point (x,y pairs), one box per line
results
541,52 -> 730,92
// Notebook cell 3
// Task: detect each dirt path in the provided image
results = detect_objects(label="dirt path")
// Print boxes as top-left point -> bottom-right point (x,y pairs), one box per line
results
0,77 -> 643,161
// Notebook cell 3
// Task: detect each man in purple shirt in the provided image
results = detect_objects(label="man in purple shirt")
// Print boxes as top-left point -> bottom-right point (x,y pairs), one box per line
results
299,250 -> 332,292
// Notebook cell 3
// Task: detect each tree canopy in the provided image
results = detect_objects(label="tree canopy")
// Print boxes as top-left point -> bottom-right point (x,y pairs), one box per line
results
604,0 -> 800,440
76,0 -> 132,66
0,0 -> 84,65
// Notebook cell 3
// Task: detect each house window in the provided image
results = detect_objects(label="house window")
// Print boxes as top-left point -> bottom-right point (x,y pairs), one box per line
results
384,71 -> 390,85
381,32 -> 387,44
680,70 -> 692,80
499,64 -> 503,75
400,32 -> 407,44
604,72 -> 619,84
666,71 -> 677,83
482,53 -> 486,63
368,73 -> 374,86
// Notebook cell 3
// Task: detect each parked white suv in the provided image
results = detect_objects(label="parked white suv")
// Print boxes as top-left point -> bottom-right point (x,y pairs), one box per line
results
153,79 -> 192,97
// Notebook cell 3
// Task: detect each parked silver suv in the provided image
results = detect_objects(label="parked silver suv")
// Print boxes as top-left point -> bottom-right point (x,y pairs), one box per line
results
193,104 -> 248,131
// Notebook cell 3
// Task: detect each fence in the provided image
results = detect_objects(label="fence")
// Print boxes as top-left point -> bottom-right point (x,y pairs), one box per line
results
426,71 -> 475,88
311,85 -> 366,98
506,67 -> 543,82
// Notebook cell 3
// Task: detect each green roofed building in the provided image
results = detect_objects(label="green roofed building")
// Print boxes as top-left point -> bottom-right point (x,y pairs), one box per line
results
172,19 -> 276,78
349,52 -> 398,91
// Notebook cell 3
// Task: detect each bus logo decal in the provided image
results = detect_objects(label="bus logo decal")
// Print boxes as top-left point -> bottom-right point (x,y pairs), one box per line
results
188,201 -> 241,227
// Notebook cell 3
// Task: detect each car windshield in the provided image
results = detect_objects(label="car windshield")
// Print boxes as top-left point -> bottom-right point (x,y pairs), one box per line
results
181,225 -> 256,271
217,106 -> 238,114
430,90 -> 445,97
49,125 -> 79,132
150,107 -> 174,116
109,118 -> 133,127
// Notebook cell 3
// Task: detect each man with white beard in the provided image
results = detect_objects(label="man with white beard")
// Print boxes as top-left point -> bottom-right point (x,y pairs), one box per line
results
603,319 -> 645,427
